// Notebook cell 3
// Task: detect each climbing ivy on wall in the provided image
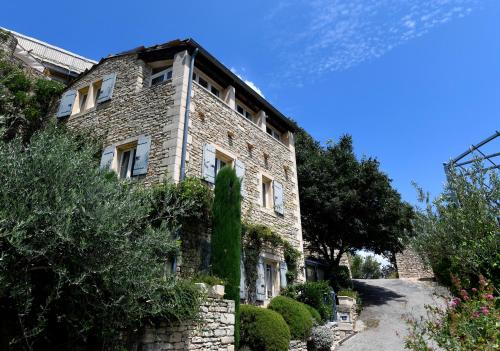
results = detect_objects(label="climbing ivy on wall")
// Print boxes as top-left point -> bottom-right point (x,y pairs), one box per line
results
241,223 -> 302,303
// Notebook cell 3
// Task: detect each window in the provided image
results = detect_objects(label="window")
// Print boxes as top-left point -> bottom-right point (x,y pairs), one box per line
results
79,93 -> 88,111
150,66 -> 173,86
118,145 -> 137,179
193,71 -> 221,98
92,80 -> 102,105
261,176 -> 273,208
265,263 -> 274,298
236,104 -> 254,121
215,157 -> 227,176
76,87 -> 89,113
266,125 -> 282,141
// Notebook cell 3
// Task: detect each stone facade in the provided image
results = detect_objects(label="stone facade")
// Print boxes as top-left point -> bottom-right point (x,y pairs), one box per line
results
138,297 -> 235,351
288,340 -> 307,351
187,83 -> 303,251
64,55 -> 178,187
58,40 -> 305,299
396,249 -> 434,280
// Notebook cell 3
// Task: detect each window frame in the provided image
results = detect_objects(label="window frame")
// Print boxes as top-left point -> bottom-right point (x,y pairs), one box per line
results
193,70 -> 221,98
150,67 -> 173,87
117,144 -> 137,179
266,124 -> 282,141
261,175 -> 273,209
236,102 -> 255,122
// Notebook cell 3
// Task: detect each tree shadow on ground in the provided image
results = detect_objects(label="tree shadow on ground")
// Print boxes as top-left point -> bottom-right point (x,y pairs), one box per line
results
352,280 -> 406,307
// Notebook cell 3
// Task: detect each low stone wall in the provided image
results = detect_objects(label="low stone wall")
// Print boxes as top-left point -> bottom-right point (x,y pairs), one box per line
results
396,249 -> 434,280
138,296 -> 235,351
288,340 -> 307,351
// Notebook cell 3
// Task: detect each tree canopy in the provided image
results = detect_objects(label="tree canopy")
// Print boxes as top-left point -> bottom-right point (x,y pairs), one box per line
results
0,127 -> 204,350
295,128 -> 414,272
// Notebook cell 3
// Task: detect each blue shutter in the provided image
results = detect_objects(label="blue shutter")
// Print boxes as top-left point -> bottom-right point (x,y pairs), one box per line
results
99,145 -> 115,170
132,135 -> 151,176
96,73 -> 117,103
202,143 -> 216,183
240,259 -> 247,300
280,261 -> 288,289
273,181 -> 284,215
256,257 -> 265,301
235,159 -> 246,197
56,90 -> 76,118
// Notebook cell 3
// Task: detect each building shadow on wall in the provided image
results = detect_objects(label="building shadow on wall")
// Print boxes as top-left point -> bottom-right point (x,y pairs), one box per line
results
352,280 -> 406,307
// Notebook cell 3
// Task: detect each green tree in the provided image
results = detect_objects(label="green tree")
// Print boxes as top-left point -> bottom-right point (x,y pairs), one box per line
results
0,127 -> 202,350
412,162 -> 499,290
295,128 -> 414,275
211,166 -> 242,346
350,254 -> 382,279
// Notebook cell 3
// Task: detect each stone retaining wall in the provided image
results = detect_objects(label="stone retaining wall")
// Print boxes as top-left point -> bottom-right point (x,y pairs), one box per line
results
396,249 -> 434,280
138,297 -> 235,351
288,340 -> 307,351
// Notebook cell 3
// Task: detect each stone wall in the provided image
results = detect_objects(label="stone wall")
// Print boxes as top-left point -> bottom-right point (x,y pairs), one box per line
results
187,83 -> 303,255
288,340 -> 307,351
396,249 -> 434,280
63,55 -> 178,187
138,297 -> 235,351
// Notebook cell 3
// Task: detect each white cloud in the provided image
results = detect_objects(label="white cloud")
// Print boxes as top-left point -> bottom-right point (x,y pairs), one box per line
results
267,0 -> 480,80
230,67 -> 265,97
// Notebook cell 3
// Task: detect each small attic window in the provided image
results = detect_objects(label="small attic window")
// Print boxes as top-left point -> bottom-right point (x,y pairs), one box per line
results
150,66 -> 172,86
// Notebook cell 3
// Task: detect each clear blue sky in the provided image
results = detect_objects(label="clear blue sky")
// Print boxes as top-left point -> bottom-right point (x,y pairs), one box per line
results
3,0 -> 499,205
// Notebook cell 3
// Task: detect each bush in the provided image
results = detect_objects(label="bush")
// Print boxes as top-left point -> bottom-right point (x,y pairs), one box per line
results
309,325 -> 335,351
268,296 -> 313,340
305,305 -> 322,324
412,163 -> 499,290
282,281 -> 334,321
211,166 -> 241,346
240,304 -> 290,351
0,127 -> 202,350
405,275 -> 499,351
330,265 -> 353,291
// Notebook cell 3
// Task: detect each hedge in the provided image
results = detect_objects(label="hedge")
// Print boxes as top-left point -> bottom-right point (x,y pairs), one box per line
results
282,281 -> 334,321
268,296 -> 313,340
305,304 -> 322,324
240,304 -> 291,351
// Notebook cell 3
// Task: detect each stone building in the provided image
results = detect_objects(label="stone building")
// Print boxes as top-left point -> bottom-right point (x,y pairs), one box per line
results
54,38 -> 305,304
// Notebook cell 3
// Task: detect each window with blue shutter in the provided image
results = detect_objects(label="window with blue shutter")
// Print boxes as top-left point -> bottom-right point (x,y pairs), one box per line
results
273,181 -> 284,215
56,90 -> 77,118
132,135 -> 151,176
99,145 -> 115,170
96,73 -> 117,103
202,143 -> 216,183
279,261 -> 288,289
235,159 -> 246,197
256,257 -> 266,302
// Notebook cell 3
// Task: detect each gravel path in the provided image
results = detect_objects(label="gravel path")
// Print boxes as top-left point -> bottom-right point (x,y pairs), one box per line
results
337,279 -> 447,351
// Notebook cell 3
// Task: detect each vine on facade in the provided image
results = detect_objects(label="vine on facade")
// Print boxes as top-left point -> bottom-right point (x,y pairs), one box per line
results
241,223 -> 301,303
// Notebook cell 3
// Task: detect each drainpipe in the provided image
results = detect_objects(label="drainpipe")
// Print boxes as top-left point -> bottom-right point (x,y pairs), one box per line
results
179,47 -> 199,181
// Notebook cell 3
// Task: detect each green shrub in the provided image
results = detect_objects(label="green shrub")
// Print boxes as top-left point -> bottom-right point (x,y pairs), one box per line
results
0,127 -> 202,350
305,305 -> 322,324
338,289 -> 358,299
240,304 -> 291,351
268,296 -> 313,340
192,274 -> 225,286
330,265 -> 353,291
309,325 -> 335,351
282,281 -> 333,321
405,275 -> 499,350
211,166 -> 241,346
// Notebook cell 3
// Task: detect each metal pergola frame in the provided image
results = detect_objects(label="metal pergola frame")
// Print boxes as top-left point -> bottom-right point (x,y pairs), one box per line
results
444,130 -> 500,175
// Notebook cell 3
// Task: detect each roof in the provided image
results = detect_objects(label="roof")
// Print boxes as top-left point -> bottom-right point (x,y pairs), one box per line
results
90,38 -> 296,132
3,28 -> 97,74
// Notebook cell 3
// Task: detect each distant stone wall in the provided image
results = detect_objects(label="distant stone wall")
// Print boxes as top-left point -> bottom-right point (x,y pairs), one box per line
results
138,297 -> 235,351
288,340 -> 307,351
396,249 -> 434,280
